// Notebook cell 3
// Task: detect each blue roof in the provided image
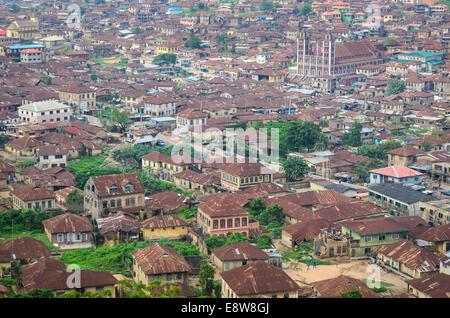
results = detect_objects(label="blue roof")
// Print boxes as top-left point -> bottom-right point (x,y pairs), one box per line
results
399,51 -> 441,58
168,7 -> 183,11
8,44 -> 45,50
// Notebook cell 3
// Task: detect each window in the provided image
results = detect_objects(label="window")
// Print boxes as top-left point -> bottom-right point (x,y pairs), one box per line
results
48,201 -> 52,208
43,155 -> 49,160
82,233 -> 87,242
364,236 -> 372,243
227,219 -> 233,228
27,203 -> 32,209
213,220 -> 218,229
235,218 -> 240,227
110,200 -> 115,208
242,217 -> 247,227
220,219 -> 225,229
284,293 -> 289,298
57,233 -> 64,243
392,234 -> 400,240
117,199 -> 122,207
124,184 -> 134,192
109,185 -> 118,194
103,201 -> 107,208
438,213 -> 443,219
379,235 -> 385,241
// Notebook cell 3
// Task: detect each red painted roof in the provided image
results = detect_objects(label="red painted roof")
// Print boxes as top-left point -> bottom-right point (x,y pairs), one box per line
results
370,165 -> 423,178
21,49 -> 41,53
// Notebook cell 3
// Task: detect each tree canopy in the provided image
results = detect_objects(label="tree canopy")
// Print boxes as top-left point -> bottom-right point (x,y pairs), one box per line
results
153,53 -> 177,66
342,122 -> 363,147
282,157 -> 310,181
386,79 -> 405,96
184,34 -> 202,49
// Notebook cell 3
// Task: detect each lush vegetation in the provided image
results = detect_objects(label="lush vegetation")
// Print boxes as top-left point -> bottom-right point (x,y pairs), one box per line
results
199,264 -> 215,297
247,198 -> 286,238
184,34 -> 202,49
341,288 -> 364,298
356,140 -> 403,161
112,144 -> 173,167
153,53 -> 177,66
204,232 -> 249,250
263,120 -> 328,158
176,207 -> 197,222
386,79 -> 406,96
118,280 -> 181,298
282,157 -> 310,181
99,105 -> 132,132
353,159 -> 385,183
60,239 -> 203,276
342,122 -> 362,147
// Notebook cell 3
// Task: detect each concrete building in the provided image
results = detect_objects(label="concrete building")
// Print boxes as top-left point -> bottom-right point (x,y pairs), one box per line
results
18,100 -> 72,124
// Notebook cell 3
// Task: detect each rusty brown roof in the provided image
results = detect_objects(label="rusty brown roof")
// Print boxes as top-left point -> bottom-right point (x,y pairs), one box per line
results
315,201 -> 385,222
131,243 -> 191,275
378,240 -> 441,273
198,200 -> 248,218
22,257 -> 117,293
90,172 -> 145,198
282,218 -> 336,243
212,242 -> 269,262
407,273 -> 450,298
416,224 -> 450,243
0,237 -> 51,262
220,162 -> 268,177
147,191 -> 188,212
10,184 -> 55,201
341,217 -> 410,236
97,212 -> 140,234
43,213 -> 92,234
220,261 -> 299,296
312,275 -> 378,298
142,214 -> 188,229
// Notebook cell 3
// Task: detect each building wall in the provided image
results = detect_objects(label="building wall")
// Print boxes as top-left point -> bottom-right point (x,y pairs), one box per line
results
221,278 -> 298,298
142,226 -> 188,241
419,201 -> 450,227
132,259 -> 188,285
12,194 -> 56,210
37,154 -> 67,169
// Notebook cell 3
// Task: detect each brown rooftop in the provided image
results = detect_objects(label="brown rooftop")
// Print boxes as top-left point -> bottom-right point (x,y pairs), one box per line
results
211,242 -> 269,262
42,213 -> 92,234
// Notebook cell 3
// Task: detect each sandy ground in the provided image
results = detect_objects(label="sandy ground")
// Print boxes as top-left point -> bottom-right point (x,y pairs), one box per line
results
283,259 -> 408,294
272,240 -> 407,295
103,58 -> 121,64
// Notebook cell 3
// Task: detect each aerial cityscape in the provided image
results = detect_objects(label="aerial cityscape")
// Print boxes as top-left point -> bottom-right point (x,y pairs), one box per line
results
0,0 -> 449,302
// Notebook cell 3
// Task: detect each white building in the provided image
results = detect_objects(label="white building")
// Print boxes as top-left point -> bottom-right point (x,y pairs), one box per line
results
18,100 -> 72,124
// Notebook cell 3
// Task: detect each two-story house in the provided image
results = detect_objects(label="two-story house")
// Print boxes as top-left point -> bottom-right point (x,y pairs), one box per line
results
10,184 -> 56,210
83,172 -> 145,219
35,145 -> 68,169
18,100 -> 72,124
220,162 -> 272,191
141,151 -> 194,182
387,146 -> 424,166
341,217 -> 410,258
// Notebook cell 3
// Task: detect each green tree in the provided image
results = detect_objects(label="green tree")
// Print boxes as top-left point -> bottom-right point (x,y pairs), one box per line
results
259,0 -> 274,11
300,1 -> 312,16
386,79 -> 405,96
282,157 -> 310,181
259,204 -> 284,227
341,288 -> 364,298
199,264 -> 215,297
420,139 -> 433,152
153,53 -> 177,66
184,34 -> 202,49
197,2 -> 205,9
342,122 -> 363,147
353,159 -> 384,182
90,74 -> 98,82
256,234 -> 272,249
382,37 -> 398,46
102,105 -> 132,132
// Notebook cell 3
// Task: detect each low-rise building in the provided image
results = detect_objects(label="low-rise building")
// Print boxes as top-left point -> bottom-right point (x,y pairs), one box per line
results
42,213 -> 94,250
369,165 -> 423,185
368,183 -> 434,217
211,242 -> 269,272
415,224 -> 450,254
406,273 -> 450,298
220,163 -> 273,191
141,215 -> 188,241
419,199 -> 450,226
131,243 -> 191,285
220,261 -> 300,298
10,184 -> 56,210
377,240 -> 441,279
35,145 -> 68,169
341,217 -> 410,258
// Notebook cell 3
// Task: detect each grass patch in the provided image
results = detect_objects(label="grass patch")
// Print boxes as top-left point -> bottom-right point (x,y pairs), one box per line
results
176,207 -> 197,222
281,242 -> 333,265
0,230 -> 54,249
60,239 -> 204,277
90,56 -> 128,67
